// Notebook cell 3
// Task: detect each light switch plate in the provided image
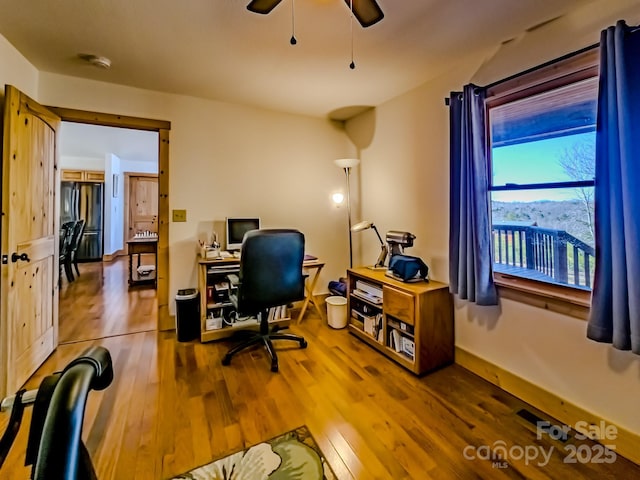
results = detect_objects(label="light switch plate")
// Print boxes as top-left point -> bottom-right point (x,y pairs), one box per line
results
172,209 -> 187,222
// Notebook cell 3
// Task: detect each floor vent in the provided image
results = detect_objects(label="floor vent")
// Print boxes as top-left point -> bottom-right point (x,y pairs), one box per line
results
516,408 -> 543,425
516,408 -> 570,443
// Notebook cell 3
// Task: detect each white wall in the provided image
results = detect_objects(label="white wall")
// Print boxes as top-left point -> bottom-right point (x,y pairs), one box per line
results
346,0 -> 640,435
58,153 -> 159,256
104,153 -> 121,255
59,155 -> 105,171
123,158 -> 157,175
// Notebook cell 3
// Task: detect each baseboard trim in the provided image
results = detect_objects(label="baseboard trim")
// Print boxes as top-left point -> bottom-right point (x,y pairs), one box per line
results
455,347 -> 640,465
103,249 -> 126,262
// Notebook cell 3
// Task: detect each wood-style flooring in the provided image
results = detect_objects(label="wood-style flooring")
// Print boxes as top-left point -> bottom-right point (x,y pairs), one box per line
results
58,258 -> 157,344
1,257 -> 638,479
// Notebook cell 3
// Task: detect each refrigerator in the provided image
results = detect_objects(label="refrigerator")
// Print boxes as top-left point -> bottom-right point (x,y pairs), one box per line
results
60,181 -> 104,261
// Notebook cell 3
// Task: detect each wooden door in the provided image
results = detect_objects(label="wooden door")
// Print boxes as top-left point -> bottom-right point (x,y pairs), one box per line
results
0,86 -> 60,398
126,174 -> 158,239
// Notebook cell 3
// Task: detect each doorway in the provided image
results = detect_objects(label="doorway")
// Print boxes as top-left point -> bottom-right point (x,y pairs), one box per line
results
58,123 -> 160,343
49,107 -> 172,335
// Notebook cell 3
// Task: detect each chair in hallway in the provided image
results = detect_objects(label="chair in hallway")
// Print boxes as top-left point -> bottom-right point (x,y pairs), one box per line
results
59,221 -> 75,284
221,229 -> 308,372
68,219 -> 85,277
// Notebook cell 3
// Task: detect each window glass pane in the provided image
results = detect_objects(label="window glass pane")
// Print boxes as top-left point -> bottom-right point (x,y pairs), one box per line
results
490,77 -> 598,187
491,187 -> 595,289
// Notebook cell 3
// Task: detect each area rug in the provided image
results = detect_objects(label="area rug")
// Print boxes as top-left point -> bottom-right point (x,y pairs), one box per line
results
171,425 -> 337,480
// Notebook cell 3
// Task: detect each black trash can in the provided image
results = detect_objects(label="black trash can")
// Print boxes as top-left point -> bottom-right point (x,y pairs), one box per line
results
175,288 -> 200,342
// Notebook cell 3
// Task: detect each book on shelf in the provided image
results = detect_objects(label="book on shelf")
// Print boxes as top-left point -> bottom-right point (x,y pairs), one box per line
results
388,328 -> 415,359
267,304 -> 288,322
362,312 -> 383,342
389,329 -> 401,353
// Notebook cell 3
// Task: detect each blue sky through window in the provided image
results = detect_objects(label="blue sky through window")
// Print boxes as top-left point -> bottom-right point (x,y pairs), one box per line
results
491,132 -> 595,202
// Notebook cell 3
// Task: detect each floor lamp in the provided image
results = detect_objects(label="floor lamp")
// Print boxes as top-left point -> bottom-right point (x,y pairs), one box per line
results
334,158 -> 360,267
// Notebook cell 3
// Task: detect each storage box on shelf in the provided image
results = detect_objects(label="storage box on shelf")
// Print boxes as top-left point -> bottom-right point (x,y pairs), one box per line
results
346,267 -> 454,375
197,256 -> 291,342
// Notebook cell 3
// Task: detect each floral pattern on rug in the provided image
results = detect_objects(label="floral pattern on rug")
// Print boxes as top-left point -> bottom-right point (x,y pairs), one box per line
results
172,426 -> 336,480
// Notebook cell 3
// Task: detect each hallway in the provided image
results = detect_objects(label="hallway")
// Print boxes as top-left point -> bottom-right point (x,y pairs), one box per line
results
58,257 -> 157,343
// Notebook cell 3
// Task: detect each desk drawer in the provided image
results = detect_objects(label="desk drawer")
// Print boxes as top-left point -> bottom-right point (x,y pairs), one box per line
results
383,285 -> 414,325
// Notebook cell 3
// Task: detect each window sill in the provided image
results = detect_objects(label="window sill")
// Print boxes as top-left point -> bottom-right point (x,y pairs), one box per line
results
494,272 -> 591,321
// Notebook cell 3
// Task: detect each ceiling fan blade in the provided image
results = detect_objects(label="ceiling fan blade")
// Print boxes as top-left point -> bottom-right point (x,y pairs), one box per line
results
344,0 -> 384,28
247,0 -> 283,15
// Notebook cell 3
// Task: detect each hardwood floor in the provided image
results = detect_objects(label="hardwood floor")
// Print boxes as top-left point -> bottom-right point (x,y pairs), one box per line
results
58,258 -> 157,343
1,259 -> 638,478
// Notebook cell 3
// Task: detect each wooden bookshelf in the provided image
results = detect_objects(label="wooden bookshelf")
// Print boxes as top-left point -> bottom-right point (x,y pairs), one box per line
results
346,267 -> 454,375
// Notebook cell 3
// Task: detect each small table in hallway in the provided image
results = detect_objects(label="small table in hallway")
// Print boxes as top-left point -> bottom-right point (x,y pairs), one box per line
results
127,237 -> 158,288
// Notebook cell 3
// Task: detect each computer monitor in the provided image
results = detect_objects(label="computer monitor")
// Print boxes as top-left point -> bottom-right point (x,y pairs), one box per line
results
225,217 -> 261,251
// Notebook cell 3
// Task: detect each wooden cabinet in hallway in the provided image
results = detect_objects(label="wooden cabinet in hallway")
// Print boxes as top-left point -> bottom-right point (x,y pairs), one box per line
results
126,174 -> 158,238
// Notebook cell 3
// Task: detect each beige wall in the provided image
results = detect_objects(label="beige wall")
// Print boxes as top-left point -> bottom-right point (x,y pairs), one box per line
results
36,73 -> 356,308
346,0 -> 640,435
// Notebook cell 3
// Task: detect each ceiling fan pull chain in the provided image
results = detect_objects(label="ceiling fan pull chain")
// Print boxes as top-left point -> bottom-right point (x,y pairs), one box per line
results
290,0 -> 297,45
349,0 -> 355,68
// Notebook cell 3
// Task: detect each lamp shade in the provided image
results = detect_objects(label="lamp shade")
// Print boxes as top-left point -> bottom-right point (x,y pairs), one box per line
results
351,220 -> 373,232
334,158 -> 360,169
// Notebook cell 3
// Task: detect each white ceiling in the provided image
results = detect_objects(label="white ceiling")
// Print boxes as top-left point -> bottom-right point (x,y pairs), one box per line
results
59,122 -> 159,164
0,0 -> 592,121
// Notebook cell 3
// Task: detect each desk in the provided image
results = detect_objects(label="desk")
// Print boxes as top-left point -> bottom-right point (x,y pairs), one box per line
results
197,255 -> 324,341
297,259 -> 325,323
127,237 -> 158,288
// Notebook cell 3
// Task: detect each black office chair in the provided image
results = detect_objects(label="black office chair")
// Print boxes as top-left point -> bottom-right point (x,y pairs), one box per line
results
221,229 -> 308,372
68,219 -> 85,277
59,221 -> 75,284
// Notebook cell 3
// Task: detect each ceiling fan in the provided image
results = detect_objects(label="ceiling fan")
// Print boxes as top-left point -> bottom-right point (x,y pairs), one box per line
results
247,0 -> 384,28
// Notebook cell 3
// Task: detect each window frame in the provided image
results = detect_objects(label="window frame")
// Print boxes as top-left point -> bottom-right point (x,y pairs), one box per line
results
484,49 -> 598,318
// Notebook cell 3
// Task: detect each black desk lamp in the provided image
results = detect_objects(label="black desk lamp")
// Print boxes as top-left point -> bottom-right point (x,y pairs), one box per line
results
351,220 -> 388,269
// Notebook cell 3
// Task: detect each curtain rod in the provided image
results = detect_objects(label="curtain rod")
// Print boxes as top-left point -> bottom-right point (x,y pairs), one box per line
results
444,22 -> 640,106
443,42 -> 597,106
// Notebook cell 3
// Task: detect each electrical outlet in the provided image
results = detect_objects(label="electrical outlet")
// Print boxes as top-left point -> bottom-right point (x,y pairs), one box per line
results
172,209 -> 187,222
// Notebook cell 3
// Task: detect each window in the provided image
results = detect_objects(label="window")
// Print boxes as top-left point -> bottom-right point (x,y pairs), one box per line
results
486,50 -> 598,308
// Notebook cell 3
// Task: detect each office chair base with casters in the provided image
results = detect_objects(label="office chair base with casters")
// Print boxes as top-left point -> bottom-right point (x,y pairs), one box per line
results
221,311 -> 307,372
220,229 -> 308,372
